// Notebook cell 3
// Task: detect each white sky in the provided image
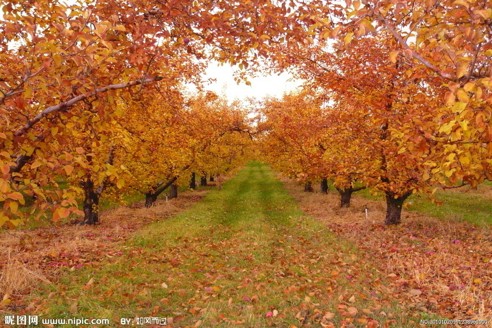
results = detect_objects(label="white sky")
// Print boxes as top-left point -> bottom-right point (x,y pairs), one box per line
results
199,62 -> 304,103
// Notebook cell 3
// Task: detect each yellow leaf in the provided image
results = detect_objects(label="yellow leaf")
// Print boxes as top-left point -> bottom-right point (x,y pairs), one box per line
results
456,89 -> 470,102
53,207 -> 70,221
9,201 -> 18,214
116,179 -> 125,189
31,159 -> 43,169
5,219 -> 22,228
459,120 -> 469,131
1,164 -> 10,175
475,87 -> 483,99
463,82 -> 475,92
64,165 -> 74,176
439,121 -> 454,134
445,169 -> 455,178
445,92 -> 456,106
0,180 -> 9,193
361,19 -> 375,34
8,192 -> 23,202
460,155 -> 471,165
456,63 -> 468,78
0,214 -> 9,227
53,53 -> 63,67
389,51 -> 399,63
114,24 -> 126,32
344,32 -> 354,45
475,9 -> 492,20
0,297 -> 11,308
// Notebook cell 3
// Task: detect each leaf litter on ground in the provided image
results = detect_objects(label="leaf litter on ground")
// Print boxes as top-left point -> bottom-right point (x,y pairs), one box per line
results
283,177 -> 492,325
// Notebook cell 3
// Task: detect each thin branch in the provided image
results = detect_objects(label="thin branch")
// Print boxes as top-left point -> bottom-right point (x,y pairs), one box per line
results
465,42 -> 482,84
442,182 -> 467,190
0,66 -> 46,105
379,15 -> 454,80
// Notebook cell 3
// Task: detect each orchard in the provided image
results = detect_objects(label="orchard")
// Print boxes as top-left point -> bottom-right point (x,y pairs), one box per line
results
0,0 -> 491,326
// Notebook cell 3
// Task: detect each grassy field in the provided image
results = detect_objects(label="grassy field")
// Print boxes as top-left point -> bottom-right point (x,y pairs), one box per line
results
30,163 -> 420,327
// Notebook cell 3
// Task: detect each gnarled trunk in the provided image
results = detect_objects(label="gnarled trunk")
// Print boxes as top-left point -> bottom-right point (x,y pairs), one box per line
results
320,178 -> 329,194
82,179 -> 99,225
337,188 -> 353,208
168,183 -> 178,199
145,192 -> 158,208
189,172 -> 196,189
385,192 -> 410,225
200,175 -> 207,187
304,181 -> 314,192
144,176 -> 178,208
336,186 -> 366,208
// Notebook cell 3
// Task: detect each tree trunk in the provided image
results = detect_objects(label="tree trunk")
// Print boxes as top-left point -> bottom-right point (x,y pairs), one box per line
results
82,179 -> 99,225
320,178 -> 329,194
337,188 -> 353,208
385,192 -> 410,225
144,176 -> 178,208
145,192 -> 158,208
200,175 -> 207,186
189,172 -> 196,189
209,175 -> 215,182
304,181 -> 314,192
168,183 -> 178,199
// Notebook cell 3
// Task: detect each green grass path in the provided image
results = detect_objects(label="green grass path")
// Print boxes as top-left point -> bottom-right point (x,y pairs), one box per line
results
36,163 -> 413,327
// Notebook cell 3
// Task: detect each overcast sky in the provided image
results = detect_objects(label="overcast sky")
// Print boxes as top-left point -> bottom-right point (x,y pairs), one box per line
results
199,62 -> 304,103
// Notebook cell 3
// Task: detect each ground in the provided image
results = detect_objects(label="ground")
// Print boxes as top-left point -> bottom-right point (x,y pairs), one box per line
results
0,163 -> 491,327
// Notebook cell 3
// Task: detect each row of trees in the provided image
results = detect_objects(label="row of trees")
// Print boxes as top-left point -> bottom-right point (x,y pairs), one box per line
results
1,0 -> 491,226
1,0 -> 325,226
259,19 -> 491,224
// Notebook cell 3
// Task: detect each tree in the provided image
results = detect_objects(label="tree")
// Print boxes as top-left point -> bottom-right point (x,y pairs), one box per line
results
258,91 -> 331,192
269,34 -> 448,223
0,0 -> 332,226
340,0 -> 492,187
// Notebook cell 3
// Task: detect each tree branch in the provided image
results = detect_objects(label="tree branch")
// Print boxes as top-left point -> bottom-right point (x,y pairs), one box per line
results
14,76 -> 163,137
379,16 -> 454,80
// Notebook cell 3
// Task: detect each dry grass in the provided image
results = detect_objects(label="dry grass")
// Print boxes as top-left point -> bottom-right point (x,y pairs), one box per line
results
282,177 -> 492,325
0,189 -> 208,313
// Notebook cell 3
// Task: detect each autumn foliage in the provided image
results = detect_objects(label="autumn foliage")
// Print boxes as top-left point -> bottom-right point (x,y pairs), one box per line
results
1,0 -> 491,227
259,1 -> 491,224
0,0 -> 319,225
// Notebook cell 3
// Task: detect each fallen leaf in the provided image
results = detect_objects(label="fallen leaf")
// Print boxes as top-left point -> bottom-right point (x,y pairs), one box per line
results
409,289 -> 422,296
347,306 -> 358,316
323,312 -> 335,320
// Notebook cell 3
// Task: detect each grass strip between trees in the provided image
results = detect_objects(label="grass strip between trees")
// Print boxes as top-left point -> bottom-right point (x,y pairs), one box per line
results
32,162 -> 425,327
